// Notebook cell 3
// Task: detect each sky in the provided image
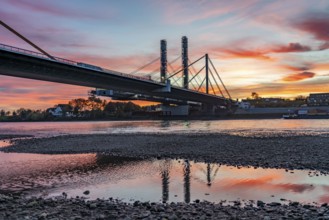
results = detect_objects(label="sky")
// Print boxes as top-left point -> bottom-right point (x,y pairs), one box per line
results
0,0 -> 329,110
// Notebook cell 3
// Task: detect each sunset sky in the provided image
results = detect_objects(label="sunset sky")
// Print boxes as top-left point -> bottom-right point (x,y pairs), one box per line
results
1,0 -> 329,110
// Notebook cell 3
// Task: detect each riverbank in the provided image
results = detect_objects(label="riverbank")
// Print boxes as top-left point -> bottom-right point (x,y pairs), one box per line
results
1,193 -> 329,219
2,133 -> 329,173
0,134 -> 33,140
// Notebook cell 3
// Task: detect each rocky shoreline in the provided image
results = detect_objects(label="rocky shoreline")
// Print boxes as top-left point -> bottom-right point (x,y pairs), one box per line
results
2,133 -> 329,173
1,193 -> 329,219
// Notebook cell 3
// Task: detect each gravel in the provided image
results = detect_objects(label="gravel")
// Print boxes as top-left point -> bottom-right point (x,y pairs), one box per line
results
2,133 -> 329,173
1,194 -> 329,219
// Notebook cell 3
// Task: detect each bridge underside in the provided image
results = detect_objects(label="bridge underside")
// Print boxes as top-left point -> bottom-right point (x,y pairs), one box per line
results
0,49 -> 228,106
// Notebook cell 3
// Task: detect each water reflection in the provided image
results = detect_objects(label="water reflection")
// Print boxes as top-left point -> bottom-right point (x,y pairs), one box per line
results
183,160 -> 191,203
160,160 -> 171,203
0,153 -> 329,204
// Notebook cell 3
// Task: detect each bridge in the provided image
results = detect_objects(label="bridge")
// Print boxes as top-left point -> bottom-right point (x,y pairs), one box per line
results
0,20 -> 234,115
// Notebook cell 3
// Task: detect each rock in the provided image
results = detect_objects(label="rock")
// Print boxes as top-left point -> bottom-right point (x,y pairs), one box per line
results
38,213 -> 48,219
89,203 -> 97,209
257,200 -> 265,207
27,201 -> 38,207
290,201 -> 299,206
83,190 -> 90,195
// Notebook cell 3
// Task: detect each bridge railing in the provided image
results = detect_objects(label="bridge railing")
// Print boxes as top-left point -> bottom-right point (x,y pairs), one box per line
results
0,43 -> 77,65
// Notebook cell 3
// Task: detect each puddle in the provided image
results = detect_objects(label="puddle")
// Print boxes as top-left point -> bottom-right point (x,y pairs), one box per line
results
0,153 -> 328,204
0,139 -> 12,148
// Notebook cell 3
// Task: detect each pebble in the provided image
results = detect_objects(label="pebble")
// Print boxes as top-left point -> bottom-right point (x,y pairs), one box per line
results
0,194 -> 327,220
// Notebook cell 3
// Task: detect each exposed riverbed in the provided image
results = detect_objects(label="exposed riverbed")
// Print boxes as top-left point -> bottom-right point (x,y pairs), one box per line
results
1,120 -> 329,219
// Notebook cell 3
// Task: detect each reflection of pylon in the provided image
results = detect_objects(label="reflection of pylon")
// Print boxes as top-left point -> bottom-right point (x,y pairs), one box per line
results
160,159 -> 172,203
196,163 -> 220,187
183,160 -> 191,203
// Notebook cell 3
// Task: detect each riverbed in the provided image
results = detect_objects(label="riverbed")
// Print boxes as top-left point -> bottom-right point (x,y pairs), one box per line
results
1,119 -> 329,219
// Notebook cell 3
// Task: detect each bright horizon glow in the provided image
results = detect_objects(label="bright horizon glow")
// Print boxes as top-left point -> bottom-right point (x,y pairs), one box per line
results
0,0 -> 329,111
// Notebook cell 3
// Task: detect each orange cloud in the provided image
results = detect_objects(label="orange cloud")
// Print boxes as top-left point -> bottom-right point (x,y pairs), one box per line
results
220,48 -> 271,60
282,72 -> 316,82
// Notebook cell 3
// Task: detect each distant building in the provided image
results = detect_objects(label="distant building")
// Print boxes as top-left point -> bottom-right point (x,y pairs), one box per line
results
237,101 -> 251,109
47,104 -> 74,117
261,98 -> 284,103
308,93 -> 329,106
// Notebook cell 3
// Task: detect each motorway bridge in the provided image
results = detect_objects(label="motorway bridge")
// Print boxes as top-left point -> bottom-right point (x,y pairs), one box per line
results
0,44 -> 231,103
0,20 -> 233,114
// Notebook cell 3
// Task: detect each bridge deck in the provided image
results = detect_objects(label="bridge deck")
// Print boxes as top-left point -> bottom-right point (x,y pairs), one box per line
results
0,44 -> 227,105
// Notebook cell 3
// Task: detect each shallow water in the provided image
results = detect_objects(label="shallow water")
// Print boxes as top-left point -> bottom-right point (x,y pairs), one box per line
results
0,153 -> 328,204
0,119 -> 328,137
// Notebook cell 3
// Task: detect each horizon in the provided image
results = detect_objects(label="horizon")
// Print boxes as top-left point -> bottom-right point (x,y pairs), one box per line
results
1,0 -> 329,111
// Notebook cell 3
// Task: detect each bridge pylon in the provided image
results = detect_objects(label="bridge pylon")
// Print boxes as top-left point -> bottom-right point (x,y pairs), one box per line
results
182,36 -> 188,89
160,40 -> 167,83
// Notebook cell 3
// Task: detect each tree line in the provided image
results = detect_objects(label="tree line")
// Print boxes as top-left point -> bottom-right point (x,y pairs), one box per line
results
0,96 -> 145,121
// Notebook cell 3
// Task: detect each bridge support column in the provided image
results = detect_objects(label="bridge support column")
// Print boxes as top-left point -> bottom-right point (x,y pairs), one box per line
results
205,53 -> 209,94
201,103 -> 216,115
182,36 -> 188,89
160,40 -> 167,83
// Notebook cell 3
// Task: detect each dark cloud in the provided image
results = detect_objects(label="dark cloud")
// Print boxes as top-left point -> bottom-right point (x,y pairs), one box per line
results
210,41 -> 313,61
293,13 -> 329,50
38,96 -> 59,101
282,71 -> 316,82
294,13 -> 329,41
272,43 -> 311,53
283,63 -> 314,71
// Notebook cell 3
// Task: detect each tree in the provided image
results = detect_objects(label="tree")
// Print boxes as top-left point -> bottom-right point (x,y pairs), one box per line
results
251,92 -> 260,100
69,98 -> 88,114
0,109 -> 5,117
124,101 -> 141,112
104,102 -> 117,115
295,95 -> 307,101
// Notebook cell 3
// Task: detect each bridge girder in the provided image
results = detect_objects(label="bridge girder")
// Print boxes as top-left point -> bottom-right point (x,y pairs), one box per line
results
0,49 -> 228,105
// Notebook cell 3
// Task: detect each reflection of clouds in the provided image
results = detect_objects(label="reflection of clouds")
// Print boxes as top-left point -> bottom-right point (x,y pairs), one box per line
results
276,183 -> 314,193
319,195 -> 329,204
322,185 -> 329,192
219,176 -> 315,194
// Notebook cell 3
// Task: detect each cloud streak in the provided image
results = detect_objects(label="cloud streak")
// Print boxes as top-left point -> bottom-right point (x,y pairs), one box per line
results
282,72 -> 316,82
6,0 -> 115,20
208,41 -> 313,60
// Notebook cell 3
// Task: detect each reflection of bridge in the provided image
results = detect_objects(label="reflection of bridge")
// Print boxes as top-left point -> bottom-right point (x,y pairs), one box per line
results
0,20 -> 234,115
159,160 -> 220,203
